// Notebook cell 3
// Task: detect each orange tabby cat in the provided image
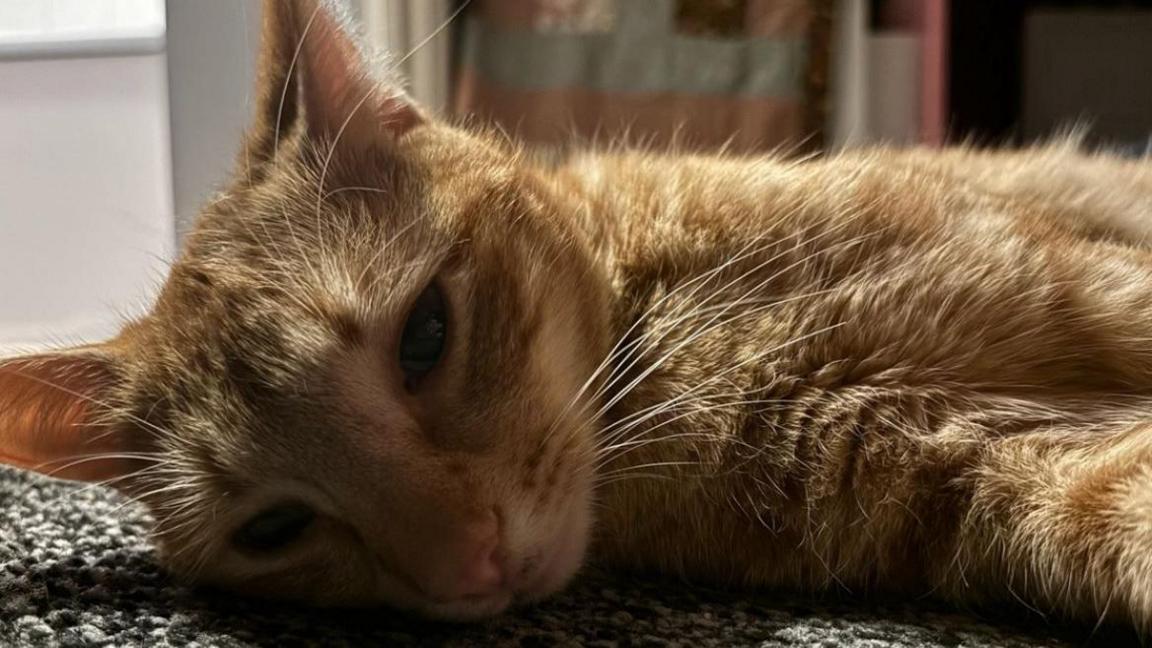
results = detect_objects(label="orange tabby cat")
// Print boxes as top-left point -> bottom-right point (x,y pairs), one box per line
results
3,0 -> 1152,629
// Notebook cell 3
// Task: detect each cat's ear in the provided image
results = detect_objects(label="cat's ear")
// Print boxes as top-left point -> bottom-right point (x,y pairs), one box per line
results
245,0 -> 423,171
0,350 -> 140,483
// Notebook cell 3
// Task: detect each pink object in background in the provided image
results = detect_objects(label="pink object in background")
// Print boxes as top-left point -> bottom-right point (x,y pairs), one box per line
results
919,0 -> 949,146
876,0 -> 950,147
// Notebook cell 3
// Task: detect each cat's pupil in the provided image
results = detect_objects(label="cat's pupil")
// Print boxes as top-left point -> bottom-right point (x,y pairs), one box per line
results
399,283 -> 448,385
233,502 -> 315,554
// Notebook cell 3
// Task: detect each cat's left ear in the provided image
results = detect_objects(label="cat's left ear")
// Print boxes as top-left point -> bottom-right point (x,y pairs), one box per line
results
245,0 -> 424,168
0,350 -> 142,483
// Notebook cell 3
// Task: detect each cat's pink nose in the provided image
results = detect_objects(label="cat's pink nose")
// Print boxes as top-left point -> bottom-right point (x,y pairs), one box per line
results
450,512 -> 505,598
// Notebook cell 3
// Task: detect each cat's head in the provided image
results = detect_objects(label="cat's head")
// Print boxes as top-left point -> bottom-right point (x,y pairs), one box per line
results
0,0 -> 611,620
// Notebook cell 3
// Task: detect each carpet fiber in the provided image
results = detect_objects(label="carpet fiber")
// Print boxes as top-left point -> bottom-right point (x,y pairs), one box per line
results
0,467 -> 1135,647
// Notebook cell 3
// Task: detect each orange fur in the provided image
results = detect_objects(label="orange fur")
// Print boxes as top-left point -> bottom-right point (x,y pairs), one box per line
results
2,0 -> 1152,630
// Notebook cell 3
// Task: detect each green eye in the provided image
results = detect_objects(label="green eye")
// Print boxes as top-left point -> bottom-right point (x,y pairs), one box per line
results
233,502 -> 315,554
399,283 -> 448,386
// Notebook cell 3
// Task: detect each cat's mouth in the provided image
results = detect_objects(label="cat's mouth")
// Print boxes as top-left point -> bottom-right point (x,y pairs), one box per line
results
421,498 -> 592,620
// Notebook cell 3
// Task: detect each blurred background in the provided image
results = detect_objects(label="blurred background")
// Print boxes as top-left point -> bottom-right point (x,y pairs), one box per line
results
1,0 -> 1150,352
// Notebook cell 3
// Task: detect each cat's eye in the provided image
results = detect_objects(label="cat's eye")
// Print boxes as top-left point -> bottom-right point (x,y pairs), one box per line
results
232,502 -> 316,554
399,283 -> 448,387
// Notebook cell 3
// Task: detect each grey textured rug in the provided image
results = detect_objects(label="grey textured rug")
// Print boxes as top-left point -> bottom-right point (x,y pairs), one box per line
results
0,467 -> 1134,647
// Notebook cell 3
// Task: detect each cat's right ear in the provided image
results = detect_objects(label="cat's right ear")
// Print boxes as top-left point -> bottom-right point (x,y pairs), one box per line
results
242,0 -> 424,179
0,350 -> 143,483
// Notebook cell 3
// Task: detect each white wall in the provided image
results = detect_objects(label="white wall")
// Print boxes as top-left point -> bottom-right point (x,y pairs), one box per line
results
0,52 -> 173,353
164,0 -> 260,240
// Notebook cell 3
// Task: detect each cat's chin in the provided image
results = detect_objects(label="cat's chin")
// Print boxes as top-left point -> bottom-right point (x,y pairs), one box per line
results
420,591 -> 517,621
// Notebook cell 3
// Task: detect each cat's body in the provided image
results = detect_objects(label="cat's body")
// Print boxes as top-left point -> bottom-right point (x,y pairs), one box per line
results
3,0 -> 1152,633
573,145 -> 1152,626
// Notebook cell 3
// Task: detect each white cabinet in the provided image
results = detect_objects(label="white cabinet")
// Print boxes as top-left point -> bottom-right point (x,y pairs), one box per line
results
0,2 -> 172,353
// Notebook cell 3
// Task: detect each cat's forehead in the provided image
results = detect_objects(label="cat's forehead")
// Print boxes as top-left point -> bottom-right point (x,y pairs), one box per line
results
136,126 -> 548,413
192,130 -> 522,269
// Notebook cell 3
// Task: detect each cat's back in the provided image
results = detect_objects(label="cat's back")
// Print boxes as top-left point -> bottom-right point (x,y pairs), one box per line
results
561,141 -> 1152,437
559,141 -> 1152,255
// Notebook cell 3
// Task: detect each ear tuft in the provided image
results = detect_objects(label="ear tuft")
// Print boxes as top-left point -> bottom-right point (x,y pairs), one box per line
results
0,351 -> 140,483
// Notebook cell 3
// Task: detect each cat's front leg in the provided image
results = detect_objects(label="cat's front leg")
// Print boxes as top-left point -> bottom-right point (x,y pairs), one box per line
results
939,422 -> 1152,630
